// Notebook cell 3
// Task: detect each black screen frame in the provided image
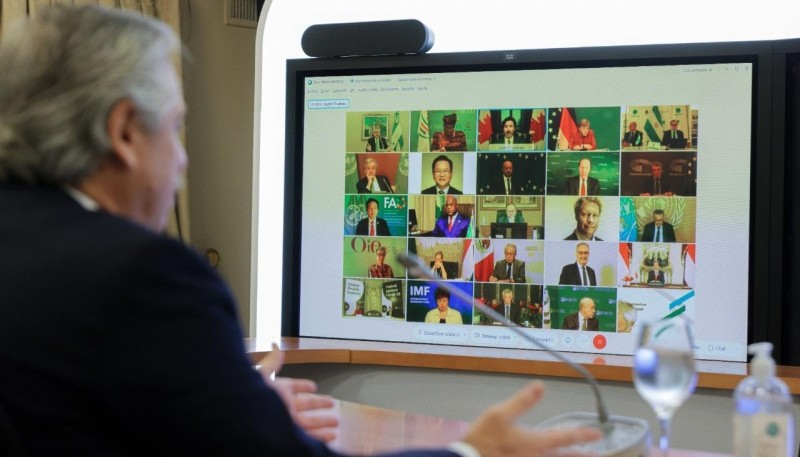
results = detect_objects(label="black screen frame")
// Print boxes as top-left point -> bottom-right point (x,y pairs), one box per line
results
281,39 -> 794,362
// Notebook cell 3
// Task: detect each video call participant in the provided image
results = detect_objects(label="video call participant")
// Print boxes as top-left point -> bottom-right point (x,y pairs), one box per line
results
558,243 -> 597,286
497,203 -> 525,223
565,197 -> 603,241
365,125 -> 391,152
569,118 -> 596,151
641,209 -> 676,243
499,288 -> 522,325
355,198 -> 391,236
565,158 -> 599,196
490,116 -> 531,149
424,287 -> 463,324
639,161 -> 674,196
661,119 -> 687,149
431,250 -> 449,279
367,246 -> 394,278
0,6 -> 604,457
431,113 -> 468,152
489,243 -> 526,283
648,260 -> 666,286
421,154 -> 462,195
432,195 -> 471,238
622,122 -> 643,147
562,297 -> 599,331
489,159 -> 526,195
356,157 -> 394,194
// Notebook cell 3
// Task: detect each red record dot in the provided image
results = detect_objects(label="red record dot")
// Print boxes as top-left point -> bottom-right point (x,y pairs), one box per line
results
593,334 -> 607,350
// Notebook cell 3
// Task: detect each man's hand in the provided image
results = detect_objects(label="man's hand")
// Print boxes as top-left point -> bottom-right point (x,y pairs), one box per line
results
462,382 -> 602,457
258,344 -> 339,442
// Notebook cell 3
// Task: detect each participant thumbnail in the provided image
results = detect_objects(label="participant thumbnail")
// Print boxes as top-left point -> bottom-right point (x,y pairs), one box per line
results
342,278 -> 406,319
546,153 -> 620,196
406,280 -> 473,324
619,152 -> 697,196
343,194 -> 408,237
547,107 -> 621,152
344,111 -> 411,153
545,241 -> 618,287
343,236 -> 407,278
416,153 -> 466,195
408,237 -> 473,281
408,195 -> 475,238
621,105 -> 697,150
544,196 -> 619,242
474,196 -> 545,240
616,288 -> 695,333
472,239 -> 543,284
619,196 -> 697,243
545,286 -> 617,332
476,152 -> 546,195
410,110 -> 477,152
617,242 -> 696,289
344,153 -> 408,195
476,109 -> 547,151
473,283 -> 544,328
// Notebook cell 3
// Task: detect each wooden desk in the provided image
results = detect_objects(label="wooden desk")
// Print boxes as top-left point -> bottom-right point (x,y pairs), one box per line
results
246,337 -> 800,394
329,400 -> 729,457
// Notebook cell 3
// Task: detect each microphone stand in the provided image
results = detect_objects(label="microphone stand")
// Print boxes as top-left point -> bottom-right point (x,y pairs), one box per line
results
397,253 -> 610,429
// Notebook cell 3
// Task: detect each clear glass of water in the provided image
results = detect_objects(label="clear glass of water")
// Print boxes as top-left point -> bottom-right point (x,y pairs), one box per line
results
633,316 -> 697,456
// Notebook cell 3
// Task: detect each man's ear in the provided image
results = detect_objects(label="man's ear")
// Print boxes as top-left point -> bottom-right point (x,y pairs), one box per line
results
106,99 -> 141,170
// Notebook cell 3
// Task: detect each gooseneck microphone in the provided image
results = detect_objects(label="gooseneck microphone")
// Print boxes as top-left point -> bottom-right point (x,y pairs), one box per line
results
397,253 -> 650,457
381,176 -> 394,194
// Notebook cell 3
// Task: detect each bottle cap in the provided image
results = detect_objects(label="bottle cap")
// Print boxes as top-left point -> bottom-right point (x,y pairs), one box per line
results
748,342 -> 775,381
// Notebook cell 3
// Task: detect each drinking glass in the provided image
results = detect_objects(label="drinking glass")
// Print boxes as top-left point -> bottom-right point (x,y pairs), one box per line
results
633,316 -> 697,456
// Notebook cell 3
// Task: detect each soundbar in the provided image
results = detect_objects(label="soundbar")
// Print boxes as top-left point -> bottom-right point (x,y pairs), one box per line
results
301,19 -> 434,58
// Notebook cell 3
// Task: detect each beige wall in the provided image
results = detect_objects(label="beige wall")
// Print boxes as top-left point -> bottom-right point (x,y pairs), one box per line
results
181,1 -> 256,333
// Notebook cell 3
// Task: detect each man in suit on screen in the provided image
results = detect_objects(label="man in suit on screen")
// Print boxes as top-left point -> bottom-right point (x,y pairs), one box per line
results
622,121 -> 644,148
365,125 -> 391,152
641,209 -> 676,242
648,260 -> 666,286
355,198 -> 391,236
661,119 -> 687,149
432,195 -> 471,238
421,155 -> 462,195
0,6 -> 601,456
489,243 -> 526,283
489,115 -> 531,149
559,243 -> 597,286
565,197 -> 603,241
356,157 -> 393,193
565,158 -> 600,196
562,297 -> 599,331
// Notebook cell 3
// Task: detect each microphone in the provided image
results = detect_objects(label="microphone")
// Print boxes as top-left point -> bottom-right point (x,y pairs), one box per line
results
381,176 -> 394,194
397,253 -> 650,457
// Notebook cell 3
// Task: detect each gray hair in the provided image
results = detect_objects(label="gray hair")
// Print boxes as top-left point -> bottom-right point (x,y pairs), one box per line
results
0,5 -> 179,185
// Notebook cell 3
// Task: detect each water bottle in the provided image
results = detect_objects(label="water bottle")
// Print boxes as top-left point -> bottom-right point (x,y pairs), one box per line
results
733,342 -> 795,457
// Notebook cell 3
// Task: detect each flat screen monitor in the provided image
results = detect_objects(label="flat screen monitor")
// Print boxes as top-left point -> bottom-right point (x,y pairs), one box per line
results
490,222 -> 527,240
281,40 -> 792,362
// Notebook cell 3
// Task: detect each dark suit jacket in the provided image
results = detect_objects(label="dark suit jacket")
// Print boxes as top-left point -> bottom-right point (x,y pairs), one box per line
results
489,132 -> 531,145
366,136 -> 390,152
0,184 -> 458,457
661,129 -> 687,149
562,312 -> 599,331
564,230 -> 603,241
421,185 -> 462,195
356,217 -> 391,236
488,176 -> 527,195
491,260 -> 526,283
641,221 -> 676,242
622,130 -> 643,147
565,176 -> 600,196
432,212 -> 471,238
357,175 -> 392,194
497,302 -> 523,325
648,270 -> 666,285
558,263 -> 597,286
